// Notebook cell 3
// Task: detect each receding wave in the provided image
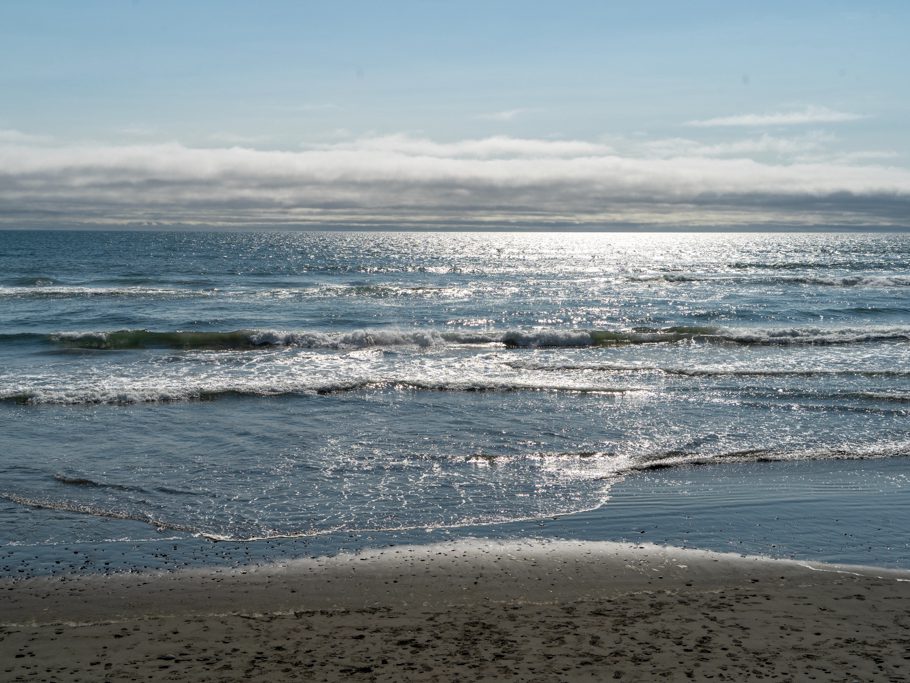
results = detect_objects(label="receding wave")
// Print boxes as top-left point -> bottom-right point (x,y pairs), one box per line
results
469,440 -> 910,475
737,387 -> 910,402
52,474 -> 204,497
631,440 -> 910,472
4,379 -> 643,406
851,391 -> 910,403
4,440 -> 908,543
0,492 -> 504,543
6,276 -> 59,287
18,382 -> 908,407
53,474 -> 149,493
34,325 -> 910,352
308,283 -> 464,298
506,361 -> 910,379
313,380 -> 636,396
0,493 -> 216,538
0,285 -> 207,300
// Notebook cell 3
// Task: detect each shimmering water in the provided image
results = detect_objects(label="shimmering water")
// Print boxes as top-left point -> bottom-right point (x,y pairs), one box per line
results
1,230 -> 909,571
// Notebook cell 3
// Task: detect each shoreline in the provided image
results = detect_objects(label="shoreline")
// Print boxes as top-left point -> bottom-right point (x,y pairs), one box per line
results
3,539 -> 910,681
4,455 -> 909,579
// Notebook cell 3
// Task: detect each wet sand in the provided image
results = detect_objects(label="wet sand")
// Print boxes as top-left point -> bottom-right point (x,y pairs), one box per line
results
2,540 -> 910,681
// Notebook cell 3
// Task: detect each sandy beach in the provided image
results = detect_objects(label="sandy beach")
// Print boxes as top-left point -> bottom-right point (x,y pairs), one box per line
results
2,540 -> 909,682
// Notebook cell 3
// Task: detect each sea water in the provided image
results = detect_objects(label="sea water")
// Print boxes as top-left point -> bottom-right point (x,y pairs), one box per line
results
1,230 -> 909,574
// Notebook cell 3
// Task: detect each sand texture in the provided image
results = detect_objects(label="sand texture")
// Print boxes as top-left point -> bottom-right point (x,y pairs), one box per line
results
2,540 -> 910,682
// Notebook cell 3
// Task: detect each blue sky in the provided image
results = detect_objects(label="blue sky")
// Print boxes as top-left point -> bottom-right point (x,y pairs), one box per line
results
1,1 -> 908,228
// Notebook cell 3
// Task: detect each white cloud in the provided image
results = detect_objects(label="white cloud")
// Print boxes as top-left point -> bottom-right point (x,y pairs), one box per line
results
687,106 -> 866,127
475,109 -> 527,122
823,150 -> 900,163
0,134 -> 908,228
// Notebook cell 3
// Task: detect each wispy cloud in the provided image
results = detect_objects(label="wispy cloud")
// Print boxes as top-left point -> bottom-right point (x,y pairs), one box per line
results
640,132 -> 834,158
273,103 -> 342,113
475,109 -> 527,122
687,106 -> 867,128
208,132 -> 271,145
0,128 -> 52,144
118,125 -> 158,137
316,134 -> 612,158
0,134 -> 908,229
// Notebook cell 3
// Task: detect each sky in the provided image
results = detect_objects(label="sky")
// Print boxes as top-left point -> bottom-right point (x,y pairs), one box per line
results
1,0 -> 908,229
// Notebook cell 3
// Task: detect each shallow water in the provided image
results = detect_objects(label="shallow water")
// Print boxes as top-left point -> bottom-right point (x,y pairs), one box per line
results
1,230 -> 908,573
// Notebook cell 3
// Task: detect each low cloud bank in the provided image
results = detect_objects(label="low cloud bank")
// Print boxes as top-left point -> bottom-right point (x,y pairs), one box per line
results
1,134 -> 908,229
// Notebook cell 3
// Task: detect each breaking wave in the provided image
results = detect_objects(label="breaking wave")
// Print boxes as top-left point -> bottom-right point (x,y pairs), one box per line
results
631,273 -> 910,287
10,325 -> 907,351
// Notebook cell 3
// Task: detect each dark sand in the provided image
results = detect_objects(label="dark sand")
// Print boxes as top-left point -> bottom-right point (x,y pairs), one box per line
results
2,540 -> 910,681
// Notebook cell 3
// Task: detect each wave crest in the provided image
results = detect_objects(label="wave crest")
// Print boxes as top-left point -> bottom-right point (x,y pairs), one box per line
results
40,324 -> 910,352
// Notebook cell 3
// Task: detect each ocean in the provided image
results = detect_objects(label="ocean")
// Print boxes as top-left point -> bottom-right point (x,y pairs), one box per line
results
2,229 -> 909,575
